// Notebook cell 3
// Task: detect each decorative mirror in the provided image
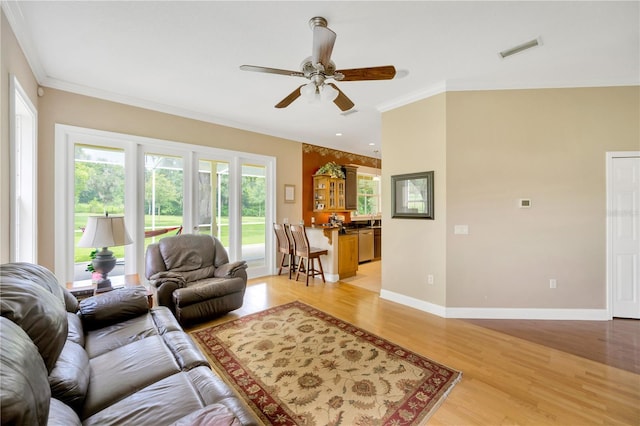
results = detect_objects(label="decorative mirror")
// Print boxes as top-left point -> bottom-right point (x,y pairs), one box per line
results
391,171 -> 434,219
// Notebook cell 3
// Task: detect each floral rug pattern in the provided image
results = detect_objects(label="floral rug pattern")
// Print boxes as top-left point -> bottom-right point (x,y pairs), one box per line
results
192,301 -> 461,425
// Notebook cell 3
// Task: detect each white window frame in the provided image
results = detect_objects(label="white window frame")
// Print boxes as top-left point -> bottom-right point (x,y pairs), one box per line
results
9,75 -> 38,262
54,124 -> 275,284
356,172 -> 382,216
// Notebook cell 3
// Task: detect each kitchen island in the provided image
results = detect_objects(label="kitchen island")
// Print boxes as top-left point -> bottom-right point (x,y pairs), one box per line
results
304,226 -> 358,281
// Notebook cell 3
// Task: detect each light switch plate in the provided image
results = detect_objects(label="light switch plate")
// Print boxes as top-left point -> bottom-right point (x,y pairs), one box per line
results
454,225 -> 469,235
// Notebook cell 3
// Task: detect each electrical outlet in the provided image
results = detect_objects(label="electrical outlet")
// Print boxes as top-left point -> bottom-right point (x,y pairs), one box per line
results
427,274 -> 434,285
549,279 -> 557,289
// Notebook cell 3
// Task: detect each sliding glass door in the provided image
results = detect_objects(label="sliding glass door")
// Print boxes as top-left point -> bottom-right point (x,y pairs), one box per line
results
57,125 -> 275,286
241,163 -> 267,270
197,159 -> 230,245
143,154 -> 184,254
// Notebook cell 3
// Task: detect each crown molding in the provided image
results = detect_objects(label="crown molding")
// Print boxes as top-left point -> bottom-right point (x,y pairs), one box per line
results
2,1 -> 46,81
378,81 -> 448,112
41,76 -> 309,145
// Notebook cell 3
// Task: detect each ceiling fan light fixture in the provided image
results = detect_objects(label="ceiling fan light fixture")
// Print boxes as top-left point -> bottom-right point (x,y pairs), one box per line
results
320,83 -> 339,102
241,16 -> 396,111
300,82 -> 319,102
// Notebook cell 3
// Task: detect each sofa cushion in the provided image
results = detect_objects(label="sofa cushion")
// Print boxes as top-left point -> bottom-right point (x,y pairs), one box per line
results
49,340 -> 90,412
82,335 -> 181,418
0,317 -> 51,426
82,371 -> 210,426
48,398 -> 82,426
0,276 -> 68,372
171,404 -> 242,425
84,312 -> 159,358
67,312 -> 85,347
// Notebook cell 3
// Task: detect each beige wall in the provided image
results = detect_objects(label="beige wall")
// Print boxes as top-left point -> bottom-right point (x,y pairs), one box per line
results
37,89 -> 302,271
381,93 -> 448,306
382,86 -> 639,310
446,87 -> 639,309
0,10 -> 39,263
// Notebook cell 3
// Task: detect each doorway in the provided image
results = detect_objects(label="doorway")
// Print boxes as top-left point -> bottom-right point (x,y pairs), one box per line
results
607,152 -> 640,319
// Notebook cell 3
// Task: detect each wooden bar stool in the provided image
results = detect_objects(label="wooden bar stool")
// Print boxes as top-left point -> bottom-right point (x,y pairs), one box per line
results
273,223 -> 296,279
289,224 -> 328,286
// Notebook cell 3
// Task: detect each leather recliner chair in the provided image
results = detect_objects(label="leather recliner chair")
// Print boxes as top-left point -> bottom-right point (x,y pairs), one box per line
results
145,234 -> 248,325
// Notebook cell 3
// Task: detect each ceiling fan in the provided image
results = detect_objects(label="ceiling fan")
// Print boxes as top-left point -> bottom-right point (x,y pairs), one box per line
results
240,17 -> 396,112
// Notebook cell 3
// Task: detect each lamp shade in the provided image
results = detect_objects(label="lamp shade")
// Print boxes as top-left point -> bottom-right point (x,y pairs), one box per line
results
320,83 -> 339,102
77,215 -> 133,248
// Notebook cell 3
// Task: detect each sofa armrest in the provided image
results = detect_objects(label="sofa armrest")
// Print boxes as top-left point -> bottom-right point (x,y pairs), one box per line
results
154,281 -> 181,313
213,261 -> 247,279
79,288 -> 149,331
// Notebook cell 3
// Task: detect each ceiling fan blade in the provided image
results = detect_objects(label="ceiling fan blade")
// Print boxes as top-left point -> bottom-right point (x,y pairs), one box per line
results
312,25 -> 336,67
327,83 -> 354,111
275,85 -> 305,109
336,65 -> 396,81
240,65 -> 304,78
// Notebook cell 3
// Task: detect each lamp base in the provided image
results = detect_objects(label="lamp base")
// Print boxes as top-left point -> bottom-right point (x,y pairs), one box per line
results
94,278 -> 114,294
92,247 -> 117,294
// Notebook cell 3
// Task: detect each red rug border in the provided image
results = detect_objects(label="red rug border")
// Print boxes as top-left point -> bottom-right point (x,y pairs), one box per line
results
192,300 -> 462,425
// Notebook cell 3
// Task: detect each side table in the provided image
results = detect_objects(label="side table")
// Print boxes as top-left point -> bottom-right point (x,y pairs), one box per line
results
66,274 -> 154,308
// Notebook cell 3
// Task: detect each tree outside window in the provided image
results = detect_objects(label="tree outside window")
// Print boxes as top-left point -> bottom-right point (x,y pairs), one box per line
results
357,174 -> 381,215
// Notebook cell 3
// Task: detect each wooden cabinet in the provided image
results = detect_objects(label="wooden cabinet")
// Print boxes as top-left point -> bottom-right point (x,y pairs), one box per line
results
343,165 -> 358,211
374,227 -> 381,260
338,234 -> 358,279
313,175 -> 345,212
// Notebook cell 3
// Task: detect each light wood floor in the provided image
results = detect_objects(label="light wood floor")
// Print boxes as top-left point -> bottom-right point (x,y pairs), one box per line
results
188,271 -> 640,425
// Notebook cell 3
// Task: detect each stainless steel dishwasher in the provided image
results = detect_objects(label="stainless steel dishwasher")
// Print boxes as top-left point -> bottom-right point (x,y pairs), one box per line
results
358,228 -> 374,263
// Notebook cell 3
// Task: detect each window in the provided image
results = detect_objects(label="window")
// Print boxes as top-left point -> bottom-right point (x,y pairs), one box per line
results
55,125 -> 275,285
74,145 -> 126,282
10,75 -> 38,262
356,174 -> 381,216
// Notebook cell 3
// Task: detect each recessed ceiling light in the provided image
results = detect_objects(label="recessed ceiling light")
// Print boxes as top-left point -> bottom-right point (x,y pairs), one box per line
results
335,132 -> 342,136
499,37 -> 542,59
368,143 -> 375,146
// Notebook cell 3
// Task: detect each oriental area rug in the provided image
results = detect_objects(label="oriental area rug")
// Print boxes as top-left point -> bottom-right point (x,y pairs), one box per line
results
191,301 -> 462,425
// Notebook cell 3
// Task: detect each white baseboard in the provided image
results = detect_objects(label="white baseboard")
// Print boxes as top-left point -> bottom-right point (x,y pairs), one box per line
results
446,307 -> 610,321
380,290 -> 447,317
325,273 -> 339,283
380,290 -> 610,321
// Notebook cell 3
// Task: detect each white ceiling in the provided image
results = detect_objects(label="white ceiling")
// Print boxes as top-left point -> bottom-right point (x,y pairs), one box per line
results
4,1 -> 639,157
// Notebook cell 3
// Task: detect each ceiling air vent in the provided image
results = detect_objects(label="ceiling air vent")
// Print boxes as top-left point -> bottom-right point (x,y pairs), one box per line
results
499,37 -> 542,59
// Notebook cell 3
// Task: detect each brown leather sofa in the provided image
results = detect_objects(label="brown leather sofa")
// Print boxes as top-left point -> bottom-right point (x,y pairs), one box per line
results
145,234 -> 248,325
0,262 -> 260,425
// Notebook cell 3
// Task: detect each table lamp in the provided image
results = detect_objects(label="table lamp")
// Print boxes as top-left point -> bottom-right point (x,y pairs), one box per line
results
78,214 -> 133,293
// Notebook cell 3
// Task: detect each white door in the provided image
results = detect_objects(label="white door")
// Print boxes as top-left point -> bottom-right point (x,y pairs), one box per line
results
609,153 -> 640,319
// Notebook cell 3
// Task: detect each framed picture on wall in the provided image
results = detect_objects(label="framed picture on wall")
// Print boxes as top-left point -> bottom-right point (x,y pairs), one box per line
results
284,184 -> 295,203
391,171 -> 434,219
